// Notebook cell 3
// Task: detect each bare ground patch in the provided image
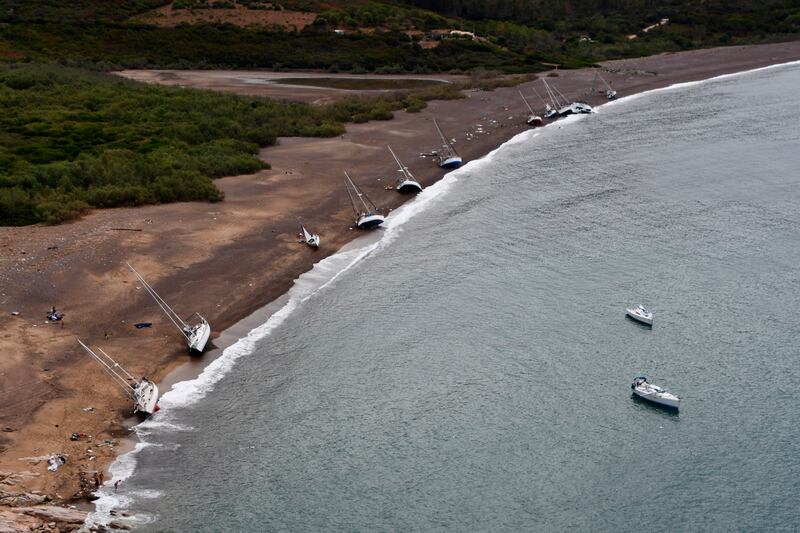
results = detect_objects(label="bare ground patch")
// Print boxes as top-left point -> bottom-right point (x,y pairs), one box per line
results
136,2 -> 317,29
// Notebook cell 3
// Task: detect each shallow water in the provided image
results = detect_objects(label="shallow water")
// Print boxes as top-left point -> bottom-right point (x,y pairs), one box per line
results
106,63 -> 800,531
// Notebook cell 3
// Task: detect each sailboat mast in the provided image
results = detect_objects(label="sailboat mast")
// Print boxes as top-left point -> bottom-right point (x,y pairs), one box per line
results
531,85 -> 547,107
78,340 -> 136,399
126,263 -> 191,340
344,178 -> 359,216
344,172 -> 374,213
433,118 -> 458,157
541,79 -> 559,109
553,85 -> 570,107
518,90 -> 534,114
387,145 -> 413,180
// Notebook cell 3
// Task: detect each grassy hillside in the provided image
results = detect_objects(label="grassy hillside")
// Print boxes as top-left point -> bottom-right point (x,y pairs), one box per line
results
1,1 -> 797,72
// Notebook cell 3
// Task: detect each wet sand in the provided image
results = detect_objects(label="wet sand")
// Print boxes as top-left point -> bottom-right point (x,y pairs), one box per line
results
1,41 -> 799,527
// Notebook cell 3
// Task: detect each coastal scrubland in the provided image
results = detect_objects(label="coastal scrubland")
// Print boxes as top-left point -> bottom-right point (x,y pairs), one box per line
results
0,63 -> 473,225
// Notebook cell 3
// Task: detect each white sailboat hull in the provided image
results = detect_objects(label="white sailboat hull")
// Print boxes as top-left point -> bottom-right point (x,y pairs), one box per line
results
396,178 -> 423,193
302,226 -> 320,248
632,386 -> 680,409
527,114 -> 543,126
559,102 -> 594,116
357,213 -> 385,229
133,380 -> 159,416
186,319 -> 211,353
439,155 -> 462,169
626,307 -> 653,326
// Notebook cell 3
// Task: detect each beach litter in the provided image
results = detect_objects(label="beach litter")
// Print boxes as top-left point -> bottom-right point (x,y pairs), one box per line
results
82,407 -> 94,412
134,322 -> 152,329
47,454 -> 66,472
11,311 -> 19,316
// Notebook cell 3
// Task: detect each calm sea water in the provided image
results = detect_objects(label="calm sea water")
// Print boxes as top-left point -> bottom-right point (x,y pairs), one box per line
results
99,63 -> 800,532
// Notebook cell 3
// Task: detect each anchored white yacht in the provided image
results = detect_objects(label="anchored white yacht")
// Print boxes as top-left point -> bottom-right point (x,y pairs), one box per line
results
78,340 -> 159,416
127,263 -> 211,353
344,172 -> 385,229
387,145 -> 422,193
301,225 -> 320,248
626,304 -> 653,326
631,376 -> 680,409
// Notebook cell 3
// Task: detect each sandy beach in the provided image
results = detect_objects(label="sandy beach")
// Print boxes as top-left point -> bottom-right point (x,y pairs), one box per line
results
2,40 -> 800,530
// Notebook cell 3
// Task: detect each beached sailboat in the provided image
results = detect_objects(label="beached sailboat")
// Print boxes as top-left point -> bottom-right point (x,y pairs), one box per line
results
531,84 -> 557,120
387,145 -> 423,193
594,70 -> 617,100
301,225 -> 320,248
540,79 -> 563,119
344,172 -> 385,229
127,263 -> 211,353
543,78 -> 593,116
78,340 -> 159,416
518,90 -> 543,126
433,119 -> 463,169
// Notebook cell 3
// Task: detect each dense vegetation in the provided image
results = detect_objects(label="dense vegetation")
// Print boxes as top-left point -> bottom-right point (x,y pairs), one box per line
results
1,1 -> 797,72
0,64 -> 332,225
0,0 -> 797,225
0,63 -> 467,225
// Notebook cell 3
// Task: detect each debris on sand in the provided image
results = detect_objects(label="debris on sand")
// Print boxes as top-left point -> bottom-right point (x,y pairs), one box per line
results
46,455 -> 66,472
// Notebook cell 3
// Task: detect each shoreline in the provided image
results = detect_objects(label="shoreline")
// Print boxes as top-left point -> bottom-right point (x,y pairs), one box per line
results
2,41 -> 800,531
93,52 -> 800,528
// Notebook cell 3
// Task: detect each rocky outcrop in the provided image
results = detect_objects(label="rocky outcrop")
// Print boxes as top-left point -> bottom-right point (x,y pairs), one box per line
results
0,490 -> 50,507
0,504 -> 89,533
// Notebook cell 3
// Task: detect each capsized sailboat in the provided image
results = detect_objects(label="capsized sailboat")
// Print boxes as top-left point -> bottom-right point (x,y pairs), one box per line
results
344,172 -> 385,229
518,90 -> 543,126
387,145 -> 422,193
433,119 -> 462,169
78,340 -> 159,416
127,263 -> 211,353
543,78 -> 593,116
301,225 -> 320,248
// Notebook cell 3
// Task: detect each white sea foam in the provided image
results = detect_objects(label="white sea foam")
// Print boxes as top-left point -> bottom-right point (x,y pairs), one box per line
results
597,59 -> 800,111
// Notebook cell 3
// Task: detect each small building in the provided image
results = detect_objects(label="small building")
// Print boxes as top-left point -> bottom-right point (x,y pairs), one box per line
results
448,30 -> 475,40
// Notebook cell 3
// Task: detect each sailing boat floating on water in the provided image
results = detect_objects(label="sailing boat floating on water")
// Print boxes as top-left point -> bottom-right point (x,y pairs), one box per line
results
518,89 -> 543,126
387,145 -> 423,193
127,262 -> 211,353
78,340 -> 159,416
344,171 -> 385,229
433,119 -> 463,169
